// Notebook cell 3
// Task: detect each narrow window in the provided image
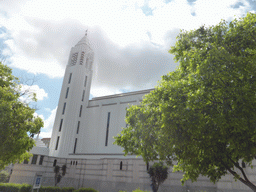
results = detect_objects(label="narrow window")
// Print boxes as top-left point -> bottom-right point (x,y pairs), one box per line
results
65,87 -> 69,98
76,121 -> 80,134
31,155 -> 38,164
84,76 -> 87,87
53,159 -> 57,167
105,112 -> 111,146
79,105 -> 82,117
73,138 -> 78,154
120,161 -> 123,170
81,90 -> 85,101
71,161 -> 72,165
23,159 -> 29,164
39,156 -> 44,165
59,119 -> 63,132
68,73 -> 72,84
80,52 -> 85,65
55,136 -> 60,150
76,161 -> 78,165
62,103 -> 66,114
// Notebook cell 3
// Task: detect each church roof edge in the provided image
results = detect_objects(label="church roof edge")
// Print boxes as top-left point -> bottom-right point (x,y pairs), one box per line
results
90,88 -> 155,101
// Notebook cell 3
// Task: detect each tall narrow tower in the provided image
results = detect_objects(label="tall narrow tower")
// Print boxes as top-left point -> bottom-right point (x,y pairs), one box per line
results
49,33 -> 94,158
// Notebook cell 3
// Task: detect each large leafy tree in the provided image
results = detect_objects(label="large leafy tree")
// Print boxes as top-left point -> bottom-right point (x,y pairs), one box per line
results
114,13 -> 256,191
0,62 -> 43,170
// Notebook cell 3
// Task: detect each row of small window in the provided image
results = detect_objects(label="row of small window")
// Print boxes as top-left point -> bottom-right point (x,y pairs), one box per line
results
118,161 -> 150,171
71,52 -> 87,66
23,155 -> 44,165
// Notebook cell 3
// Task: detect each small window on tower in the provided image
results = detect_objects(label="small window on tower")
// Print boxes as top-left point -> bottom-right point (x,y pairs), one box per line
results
65,87 -> 69,99
80,52 -> 85,65
55,136 -> 60,150
77,121 -> 80,134
73,138 -> 78,154
68,73 -> 72,84
71,52 -> 78,66
59,119 -> 63,132
62,103 -> 66,114
79,105 -> 83,117
82,90 -> 85,101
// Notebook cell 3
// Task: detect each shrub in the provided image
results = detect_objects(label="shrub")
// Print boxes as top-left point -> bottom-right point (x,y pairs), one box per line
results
74,187 -> 98,192
0,170 -> 9,183
0,183 -> 21,192
20,183 -> 33,192
61,187 -> 76,192
39,186 -> 62,192
133,188 -> 150,192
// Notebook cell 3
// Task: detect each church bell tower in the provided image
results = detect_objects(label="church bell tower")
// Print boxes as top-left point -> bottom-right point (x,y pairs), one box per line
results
49,32 -> 94,158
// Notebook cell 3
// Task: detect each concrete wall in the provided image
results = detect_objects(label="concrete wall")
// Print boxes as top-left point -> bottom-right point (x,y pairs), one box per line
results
10,155 -> 219,192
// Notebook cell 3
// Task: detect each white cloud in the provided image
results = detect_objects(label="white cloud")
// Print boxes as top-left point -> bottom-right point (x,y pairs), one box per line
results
0,0 -> 254,96
20,84 -> 48,102
39,107 -> 57,138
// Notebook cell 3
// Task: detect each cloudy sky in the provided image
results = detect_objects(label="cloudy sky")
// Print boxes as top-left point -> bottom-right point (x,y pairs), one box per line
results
0,0 -> 255,138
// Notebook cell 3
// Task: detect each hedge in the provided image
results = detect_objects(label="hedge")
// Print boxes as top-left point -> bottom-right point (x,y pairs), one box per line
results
0,183 -> 97,192
0,183 -> 32,192
74,188 -> 98,192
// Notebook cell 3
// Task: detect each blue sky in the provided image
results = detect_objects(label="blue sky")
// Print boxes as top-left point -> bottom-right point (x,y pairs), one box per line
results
0,0 -> 255,138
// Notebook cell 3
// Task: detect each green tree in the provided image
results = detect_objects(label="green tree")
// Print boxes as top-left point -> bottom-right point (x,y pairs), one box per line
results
0,62 -> 43,170
54,164 -> 67,186
0,170 -> 9,183
147,162 -> 168,192
114,13 -> 256,191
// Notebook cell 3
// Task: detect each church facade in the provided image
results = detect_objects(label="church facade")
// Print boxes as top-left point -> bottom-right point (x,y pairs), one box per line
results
9,34 -> 256,192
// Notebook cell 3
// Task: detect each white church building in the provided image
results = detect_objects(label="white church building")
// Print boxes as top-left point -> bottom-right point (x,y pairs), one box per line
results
9,34 -> 256,192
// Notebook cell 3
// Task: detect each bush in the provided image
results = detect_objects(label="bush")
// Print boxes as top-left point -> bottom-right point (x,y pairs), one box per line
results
119,189 -> 149,192
39,186 -> 62,192
0,170 -> 9,183
74,187 -> 98,192
61,187 -> 76,192
132,188 -> 150,192
20,183 -> 33,192
0,183 -> 29,192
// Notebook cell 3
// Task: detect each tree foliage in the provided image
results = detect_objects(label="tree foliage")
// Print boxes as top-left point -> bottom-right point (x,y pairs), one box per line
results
147,162 -> 168,192
114,13 -> 256,191
0,62 -> 43,170
54,164 -> 67,186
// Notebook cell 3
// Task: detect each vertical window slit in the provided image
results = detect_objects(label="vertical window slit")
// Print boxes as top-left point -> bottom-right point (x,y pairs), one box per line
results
65,87 -> 69,98
73,138 -> 77,154
68,73 -> 72,84
82,90 -> 85,101
120,161 -> 123,170
79,105 -> 83,117
53,159 -> 57,167
62,103 -> 66,115
59,119 -> 63,132
55,136 -> 60,150
105,112 -> 111,146
77,121 -> 80,134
